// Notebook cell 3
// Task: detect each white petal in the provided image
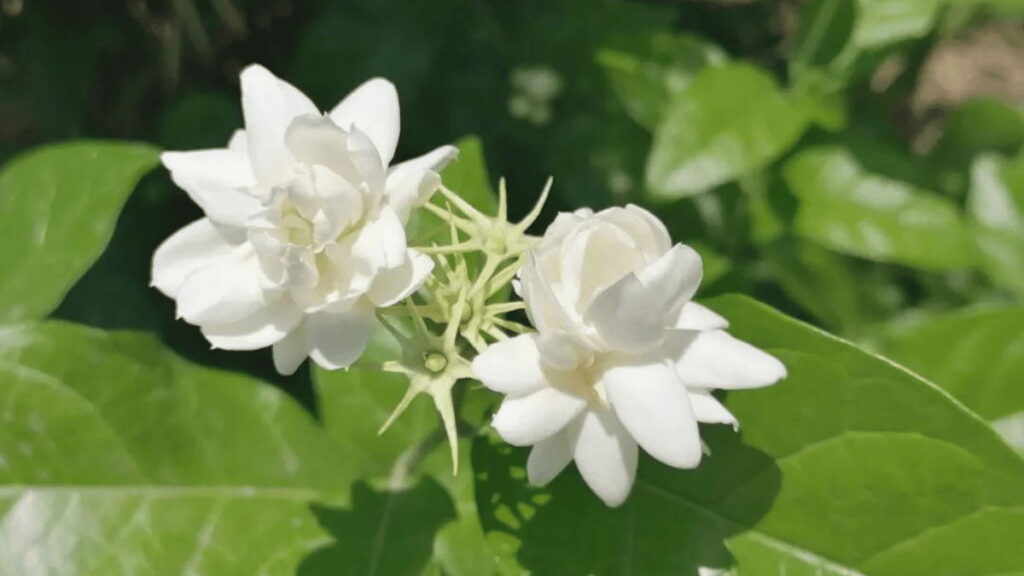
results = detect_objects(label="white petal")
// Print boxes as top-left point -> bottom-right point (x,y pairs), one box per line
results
346,126 -> 386,195
366,250 -> 434,307
227,129 -> 248,154
282,115 -> 377,193
492,386 -> 587,446
585,274 -> 659,351
561,220 -> 645,310
675,302 -> 728,331
272,328 -> 308,376
527,431 -> 573,486
160,149 -> 261,227
305,304 -> 376,370
152,218 -> 240,298
202,297 -> 303,350
328,78 -> 400,165
472,334 -> 546,395
351,205 -> 407,271
175,249 -> 266,326
240,64 -> 318,178
572,410 -> 638,507
689,390 -> 737,427
635,243 -> 703,311
519,254 -> 577,334
674,330 -> 787,390
586,244 -> 703,352
601,204 -> 673,256
384,145 -> 459,222
602,360 -> 702,469
536,332 -> 592,372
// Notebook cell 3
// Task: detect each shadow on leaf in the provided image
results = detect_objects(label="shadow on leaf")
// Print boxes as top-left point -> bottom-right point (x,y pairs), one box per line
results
473,421 -> 780,576
299,478 -> 456,576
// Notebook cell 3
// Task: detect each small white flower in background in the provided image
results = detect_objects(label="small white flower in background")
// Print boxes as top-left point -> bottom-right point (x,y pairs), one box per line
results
472,205 -> 786,506
152,64 -> 457,374
508,65 -> 563,126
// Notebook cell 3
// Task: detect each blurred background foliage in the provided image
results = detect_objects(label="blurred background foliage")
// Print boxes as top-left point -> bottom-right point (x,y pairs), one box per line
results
2,0 -> 1024,573
3,0 -> 1021,400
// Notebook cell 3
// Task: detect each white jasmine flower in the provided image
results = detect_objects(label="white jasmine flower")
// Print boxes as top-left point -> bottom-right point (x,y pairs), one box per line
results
152,64 -> 456,374
472,205 -> 785,506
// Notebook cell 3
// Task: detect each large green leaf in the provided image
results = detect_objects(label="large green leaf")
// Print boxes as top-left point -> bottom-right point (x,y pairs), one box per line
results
0,141 -> 159,323
315,366 -> 524,576
0,321 -> 348,575
785,146 -> 974,270
473,295 -> 1024,575
646,64 -> 808,199
881,306 -> 1024,451
968,153 -> 1024,295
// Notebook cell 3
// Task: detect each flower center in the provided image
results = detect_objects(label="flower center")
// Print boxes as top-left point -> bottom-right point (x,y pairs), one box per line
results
423,351 -> 448,374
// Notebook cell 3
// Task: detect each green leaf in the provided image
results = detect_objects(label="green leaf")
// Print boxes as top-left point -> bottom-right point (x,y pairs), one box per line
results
646,64 -> 809,199
785,146 -> 975,270
474,295 -> 1024,575
0,321 -> 348,575
791,0 -> 858,70
934,99 -> 1024,165
597,33 -> 727,131
853,0 -> 942,48
315,366 -> 525,575
881,306 -> 1024,451
968,153 -> 1024,295
298,480 -> 457,576
0,141 -> 159,323
764,240 -> 902,334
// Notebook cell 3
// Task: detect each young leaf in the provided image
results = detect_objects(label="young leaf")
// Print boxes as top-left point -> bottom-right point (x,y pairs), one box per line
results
646,64 -> 808,199
0,141 -> 159,322
785,146 -> 974,270
474,295 -> 1024,575
0,321 -> 349,576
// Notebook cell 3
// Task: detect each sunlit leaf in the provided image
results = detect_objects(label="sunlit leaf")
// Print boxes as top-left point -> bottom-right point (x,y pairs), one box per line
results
785,146 -> 974,270
0,321 -> 348,576
647,64 -> 808,199
0,142 -> 159,322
